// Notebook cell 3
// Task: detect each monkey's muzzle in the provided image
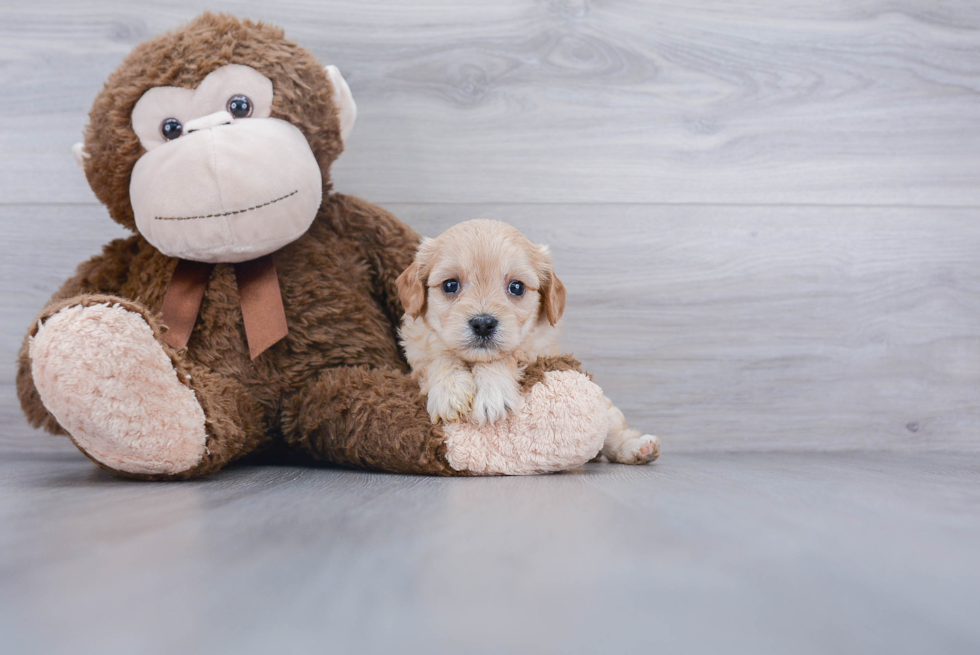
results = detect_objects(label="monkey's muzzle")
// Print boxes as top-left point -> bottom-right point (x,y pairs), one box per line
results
130,117 -> 322,263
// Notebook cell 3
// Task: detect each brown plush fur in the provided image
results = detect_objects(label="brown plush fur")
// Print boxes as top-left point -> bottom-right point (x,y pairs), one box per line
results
82,13 -> 343,232
16,14 -> 584,479
520,355 -> 589,393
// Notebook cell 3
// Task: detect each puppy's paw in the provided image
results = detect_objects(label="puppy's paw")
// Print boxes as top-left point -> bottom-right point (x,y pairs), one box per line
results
470,374 -> 522,425
607,433 -> 661,465
426,370 -> 477,424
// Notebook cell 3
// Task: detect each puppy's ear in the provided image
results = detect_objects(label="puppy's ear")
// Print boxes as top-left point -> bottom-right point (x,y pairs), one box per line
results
541,272 -> 566,326
534,244 -> 566,326
396,262 -> 427,318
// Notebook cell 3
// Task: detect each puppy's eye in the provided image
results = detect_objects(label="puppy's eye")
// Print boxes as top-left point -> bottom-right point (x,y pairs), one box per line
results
227,95 -> 252,119
161,117 -> 183,140
442,279 -> 460,295
508,280 -> 526,297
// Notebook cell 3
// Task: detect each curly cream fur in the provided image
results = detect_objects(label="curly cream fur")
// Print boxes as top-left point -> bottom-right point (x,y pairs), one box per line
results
399,219 -> 660,465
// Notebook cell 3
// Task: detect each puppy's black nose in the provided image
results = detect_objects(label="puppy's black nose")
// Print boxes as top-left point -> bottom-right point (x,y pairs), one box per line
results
469,314 -> 498,339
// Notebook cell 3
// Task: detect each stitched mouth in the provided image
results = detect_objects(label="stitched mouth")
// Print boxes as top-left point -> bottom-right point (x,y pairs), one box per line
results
154,190 -> 298,221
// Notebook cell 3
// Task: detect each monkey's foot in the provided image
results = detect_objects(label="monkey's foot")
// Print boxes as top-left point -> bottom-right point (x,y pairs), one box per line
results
442,370 -> 607,475
29,302 -> 207,475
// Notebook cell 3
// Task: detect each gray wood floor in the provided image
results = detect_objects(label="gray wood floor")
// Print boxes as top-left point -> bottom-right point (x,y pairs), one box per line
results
1,1 -> 979,653
2,447 -> 979,655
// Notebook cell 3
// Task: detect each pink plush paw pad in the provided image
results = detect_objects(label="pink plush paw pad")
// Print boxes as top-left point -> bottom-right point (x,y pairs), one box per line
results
442,370 -> 608,475
29,303 -> 207,475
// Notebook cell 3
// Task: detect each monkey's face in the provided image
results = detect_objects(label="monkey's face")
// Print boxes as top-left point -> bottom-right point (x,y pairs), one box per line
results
127,64 -> 341,263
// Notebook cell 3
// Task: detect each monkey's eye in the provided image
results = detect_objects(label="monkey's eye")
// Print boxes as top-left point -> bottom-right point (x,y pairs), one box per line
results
508,280 -> 526,297
442,279 -> 460,295
227,95 -> 253,119
161,118 -> 183,140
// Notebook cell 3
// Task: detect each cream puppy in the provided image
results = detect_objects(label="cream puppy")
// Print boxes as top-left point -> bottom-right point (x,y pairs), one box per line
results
396,219 -> 660,465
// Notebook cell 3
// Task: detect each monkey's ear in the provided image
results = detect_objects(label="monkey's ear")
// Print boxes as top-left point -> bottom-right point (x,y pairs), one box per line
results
396,262 -> 427,319
541,272 -> 566,326
71,142 -> 90,171
325,65 -> 357,142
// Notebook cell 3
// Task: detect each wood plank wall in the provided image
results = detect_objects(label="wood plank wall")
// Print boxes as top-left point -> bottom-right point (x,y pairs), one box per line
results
2,1 -> 978,452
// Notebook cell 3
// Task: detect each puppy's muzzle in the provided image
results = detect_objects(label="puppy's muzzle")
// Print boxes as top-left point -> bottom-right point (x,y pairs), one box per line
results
469,314 -> 498,343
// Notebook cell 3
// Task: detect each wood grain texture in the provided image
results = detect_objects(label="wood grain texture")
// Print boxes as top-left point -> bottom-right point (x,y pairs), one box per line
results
1,451 -> 978,654
1,2 -> 978,451
2,203 -> 977,452
2,1 -> 980,204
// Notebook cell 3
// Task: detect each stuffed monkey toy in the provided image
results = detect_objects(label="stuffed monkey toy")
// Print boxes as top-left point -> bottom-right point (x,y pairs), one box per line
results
16,13 -> 611,479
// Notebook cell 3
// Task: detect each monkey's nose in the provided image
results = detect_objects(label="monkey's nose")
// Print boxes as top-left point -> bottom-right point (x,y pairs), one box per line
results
469,315 -> 499,339
184,110 -> 235,134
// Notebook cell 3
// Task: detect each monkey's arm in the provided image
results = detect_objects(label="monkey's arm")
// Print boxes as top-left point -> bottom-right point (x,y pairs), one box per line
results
17,236 -> 140,433
281,355 -> 607,476
326,193 -> 422,332
281,365 -> 461,475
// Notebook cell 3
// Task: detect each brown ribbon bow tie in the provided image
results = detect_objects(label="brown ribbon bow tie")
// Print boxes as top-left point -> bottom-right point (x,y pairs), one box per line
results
160,254 -> 288,360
